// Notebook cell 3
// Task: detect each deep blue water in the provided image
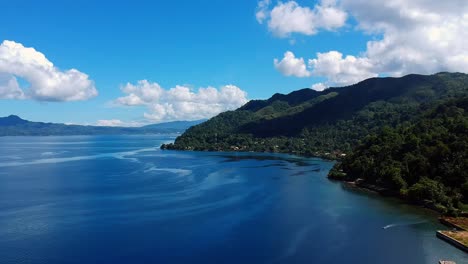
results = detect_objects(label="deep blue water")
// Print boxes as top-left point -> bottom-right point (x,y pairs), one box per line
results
0,135 -> 466,264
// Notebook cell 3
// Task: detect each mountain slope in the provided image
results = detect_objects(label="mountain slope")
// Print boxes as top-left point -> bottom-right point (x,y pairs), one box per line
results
0,115 -> 29,126
0,116 -> 204,136
163,72 -> 468,158
330,96 -> 468,213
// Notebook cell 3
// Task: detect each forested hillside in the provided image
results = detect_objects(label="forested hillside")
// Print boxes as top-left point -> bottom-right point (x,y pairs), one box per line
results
162,72 -> 468,159
330,97 -> 468,214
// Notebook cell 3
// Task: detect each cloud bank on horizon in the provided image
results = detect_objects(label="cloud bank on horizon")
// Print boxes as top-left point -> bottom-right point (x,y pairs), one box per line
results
113,80 -> 248,123
259,0 -> 468,90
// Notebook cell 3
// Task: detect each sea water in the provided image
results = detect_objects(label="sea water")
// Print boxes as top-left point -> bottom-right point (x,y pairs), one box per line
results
0,135 -> 466,263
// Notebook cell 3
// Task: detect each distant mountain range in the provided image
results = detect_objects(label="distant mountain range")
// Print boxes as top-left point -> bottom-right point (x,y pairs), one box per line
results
0,115 -> 205,136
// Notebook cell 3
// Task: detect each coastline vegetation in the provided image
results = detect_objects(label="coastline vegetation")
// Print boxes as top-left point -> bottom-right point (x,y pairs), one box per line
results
162,72 -> 468,214
331,97 -> 468,214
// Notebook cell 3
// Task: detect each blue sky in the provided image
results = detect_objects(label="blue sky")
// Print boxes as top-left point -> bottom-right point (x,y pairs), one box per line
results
0,0 -> 466,125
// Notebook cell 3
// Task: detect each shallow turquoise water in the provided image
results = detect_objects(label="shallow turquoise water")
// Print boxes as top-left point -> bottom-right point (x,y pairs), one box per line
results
0,135 -> 466,263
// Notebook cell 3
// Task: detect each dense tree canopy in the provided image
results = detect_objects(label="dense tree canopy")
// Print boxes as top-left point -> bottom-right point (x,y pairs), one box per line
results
163,72 -> 468,158
332,97 -> 468,213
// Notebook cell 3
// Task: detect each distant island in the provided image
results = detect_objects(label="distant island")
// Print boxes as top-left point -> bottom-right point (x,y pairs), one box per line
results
0,115 -> 205,136
162,72 -> 468,215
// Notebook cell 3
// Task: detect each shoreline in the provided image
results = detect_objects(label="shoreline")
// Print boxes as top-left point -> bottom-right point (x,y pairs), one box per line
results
162,146 -> 465,218
329,175 -> 468,254
160,144 -> 342,161
328,177 -> 453,216
436,231 -> 468,253
436,217 -> 468,253
162,146 -> 462,218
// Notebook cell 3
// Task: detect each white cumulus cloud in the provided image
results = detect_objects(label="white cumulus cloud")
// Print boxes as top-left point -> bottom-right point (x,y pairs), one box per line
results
95,119 -> 143,127
115,80 -> 163,106
256,0 -> 271,23
257,0 -> 347,37
264,0 -> 468,88
0,40 -> 97,101
274,51 -> 311,77
114,81 -> 248,122
338,0 -> 468,78
0,73 -> 25,99
308,51 -> 377,86
311,83 -> 327,91
96,119 -> 125,127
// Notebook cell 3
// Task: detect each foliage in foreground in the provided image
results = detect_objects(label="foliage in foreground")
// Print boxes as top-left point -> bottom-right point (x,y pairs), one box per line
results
335,97 -> 468,213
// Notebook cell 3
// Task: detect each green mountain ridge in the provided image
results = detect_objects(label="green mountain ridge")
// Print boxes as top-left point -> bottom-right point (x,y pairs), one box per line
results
163,72 -> 468,158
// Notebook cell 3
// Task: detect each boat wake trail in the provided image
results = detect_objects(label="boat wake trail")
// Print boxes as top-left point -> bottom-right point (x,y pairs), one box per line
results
383,220 -> 427,230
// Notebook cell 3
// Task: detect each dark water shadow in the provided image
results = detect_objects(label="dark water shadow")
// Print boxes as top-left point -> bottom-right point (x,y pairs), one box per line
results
330,179 -> 442,221
215,154 -> 319,168
243,163 -> 288,169
289,168 -> 322,176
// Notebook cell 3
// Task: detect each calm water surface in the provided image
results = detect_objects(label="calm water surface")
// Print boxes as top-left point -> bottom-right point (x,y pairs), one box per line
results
0,135 -> 466,264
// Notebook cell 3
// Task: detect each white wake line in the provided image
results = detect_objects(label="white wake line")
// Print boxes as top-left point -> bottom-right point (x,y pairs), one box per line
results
144,166 -> 193,176
382,220 -> 427,229
41,151 -> 69,156
0,147 -> 159,168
